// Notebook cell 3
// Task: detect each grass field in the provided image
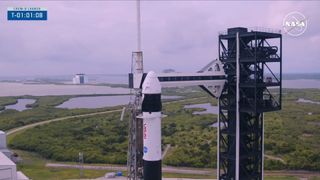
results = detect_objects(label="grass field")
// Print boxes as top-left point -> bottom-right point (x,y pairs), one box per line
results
14,150 -> 108,180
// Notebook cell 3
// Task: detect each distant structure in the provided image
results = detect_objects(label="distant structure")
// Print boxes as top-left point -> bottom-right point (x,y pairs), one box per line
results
162,69 -> 175,73
72,74 -> 88,84
0,130 -> 29,180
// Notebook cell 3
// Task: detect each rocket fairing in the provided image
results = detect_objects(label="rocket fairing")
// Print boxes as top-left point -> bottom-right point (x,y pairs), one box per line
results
141,71 -> 162,180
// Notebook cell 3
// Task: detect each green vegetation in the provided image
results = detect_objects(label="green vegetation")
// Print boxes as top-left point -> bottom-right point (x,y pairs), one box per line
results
0,96 -> 17,111
0,95 -> 125,131
264,89 -> 320,171
4,88 -> 320,178
264,176 -> 298,180
10,113 -> 128,164
9,96 -> 212,165
162,98 -> 218,168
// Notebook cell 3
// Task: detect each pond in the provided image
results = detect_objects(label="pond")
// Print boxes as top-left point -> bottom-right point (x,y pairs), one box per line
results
296,98 -> 320,105
184,103 -> 218,115
5,99 -> 36,111
57,95 -> 182,109
184,103 -> 223,128
210,122 -> 225,128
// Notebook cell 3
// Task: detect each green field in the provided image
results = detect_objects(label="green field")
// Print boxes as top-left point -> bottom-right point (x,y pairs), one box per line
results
2,88 -> 320,179
13,150 -> 109,180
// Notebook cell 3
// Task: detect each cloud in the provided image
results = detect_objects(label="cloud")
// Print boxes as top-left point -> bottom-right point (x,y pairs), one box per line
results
0,1 -> 319,76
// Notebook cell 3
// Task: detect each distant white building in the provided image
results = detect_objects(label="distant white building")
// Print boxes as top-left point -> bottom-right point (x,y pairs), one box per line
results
0,131 -> 29,180
72,74 -> 88,84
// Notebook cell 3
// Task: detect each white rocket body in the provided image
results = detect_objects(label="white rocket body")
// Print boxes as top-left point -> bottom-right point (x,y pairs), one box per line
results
142,112 -> 161,161
141,71 -> 162,180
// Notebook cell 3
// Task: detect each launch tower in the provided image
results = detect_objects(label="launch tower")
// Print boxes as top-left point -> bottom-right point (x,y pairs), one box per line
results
217,27 -> 282,180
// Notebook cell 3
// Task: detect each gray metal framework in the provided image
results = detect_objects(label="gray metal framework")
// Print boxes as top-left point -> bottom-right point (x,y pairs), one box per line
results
127,51 -> 144,180
218,27 -> 282,180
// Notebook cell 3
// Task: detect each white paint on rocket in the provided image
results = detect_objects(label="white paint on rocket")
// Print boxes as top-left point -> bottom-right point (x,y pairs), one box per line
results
143,112 -> 162,161
142,71 -> 162,162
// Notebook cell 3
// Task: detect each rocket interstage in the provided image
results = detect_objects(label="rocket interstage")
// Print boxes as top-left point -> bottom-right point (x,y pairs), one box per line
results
141,71 -> 162,180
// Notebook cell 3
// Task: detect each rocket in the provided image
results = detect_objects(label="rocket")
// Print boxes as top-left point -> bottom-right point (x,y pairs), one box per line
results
141,71 -> 162,180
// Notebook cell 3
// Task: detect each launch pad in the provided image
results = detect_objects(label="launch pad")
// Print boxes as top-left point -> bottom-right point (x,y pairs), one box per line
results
127,26 -> 282,180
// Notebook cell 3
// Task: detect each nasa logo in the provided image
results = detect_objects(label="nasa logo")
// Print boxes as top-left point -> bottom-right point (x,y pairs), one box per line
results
143,146 -> 148,153
283,11 -> 307,37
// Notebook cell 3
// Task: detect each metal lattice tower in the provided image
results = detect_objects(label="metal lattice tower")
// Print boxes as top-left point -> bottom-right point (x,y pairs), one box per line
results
127,51 -> 144,180
217,27 -> 282,180
127,1 -> 144,179
127,87 -> 143,179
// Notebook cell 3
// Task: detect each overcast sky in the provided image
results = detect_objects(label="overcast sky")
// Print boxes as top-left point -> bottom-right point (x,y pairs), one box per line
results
0,1 -> 319,76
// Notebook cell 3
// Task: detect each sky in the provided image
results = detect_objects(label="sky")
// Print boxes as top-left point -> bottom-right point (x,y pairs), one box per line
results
0,1 -> 319,76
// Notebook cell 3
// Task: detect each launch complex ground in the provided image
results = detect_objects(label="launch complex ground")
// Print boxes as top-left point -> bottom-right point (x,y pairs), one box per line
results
4,96 -> 320,180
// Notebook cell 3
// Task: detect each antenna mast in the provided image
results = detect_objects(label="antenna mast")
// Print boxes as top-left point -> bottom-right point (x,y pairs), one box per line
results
136,0 -> 141,51
127,0 -> 144,179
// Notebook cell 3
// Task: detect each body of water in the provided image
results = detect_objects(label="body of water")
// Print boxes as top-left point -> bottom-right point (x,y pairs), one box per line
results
57,95 -> 131,109
0,79 -> 319,97
0,82 -> 129,97
210,122 -> 225,128
5,99 -> 36,111
184,103 -> 218,115
57,95 -> 182,109
184,103 -> 221,128
297,98 -> 320,105
283,79 -> 320,89
0,74 -> 127,84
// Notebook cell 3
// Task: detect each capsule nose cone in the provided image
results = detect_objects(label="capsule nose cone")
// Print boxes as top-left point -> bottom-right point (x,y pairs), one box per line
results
142,71 -> 161,94
146,71 -> 157,78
